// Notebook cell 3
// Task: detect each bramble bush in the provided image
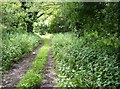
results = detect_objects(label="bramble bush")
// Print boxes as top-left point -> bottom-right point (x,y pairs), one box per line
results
2,32 -> 40,71
52,32 -> 120,88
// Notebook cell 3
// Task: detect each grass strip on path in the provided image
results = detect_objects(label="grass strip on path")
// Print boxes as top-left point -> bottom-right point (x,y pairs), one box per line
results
16,34 -> 52,89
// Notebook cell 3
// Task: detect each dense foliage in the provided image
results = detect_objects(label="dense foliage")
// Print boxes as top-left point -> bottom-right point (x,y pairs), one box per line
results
50,2 -> 119,36
2,32 -> 40,71
1,2 -> 119,35
1,2 -> 37,32
51,2 -> 120,88
52,33 -> 120,88
1,1 -> 120,88
1,1 -> 41,71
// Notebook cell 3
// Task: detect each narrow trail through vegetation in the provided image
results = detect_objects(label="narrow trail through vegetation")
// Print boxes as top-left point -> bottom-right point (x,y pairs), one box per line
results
2,41 -> 44,88
16,35 -> 57,89
41,46 -> 57,88
1,2 -> 120,88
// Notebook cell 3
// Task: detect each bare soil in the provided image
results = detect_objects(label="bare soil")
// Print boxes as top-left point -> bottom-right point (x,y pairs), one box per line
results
2,41 -> 44,88
40,45 -> 57,88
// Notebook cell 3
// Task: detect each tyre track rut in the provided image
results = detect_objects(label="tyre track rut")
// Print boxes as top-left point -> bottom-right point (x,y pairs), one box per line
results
2,41 -> 44,88
40,45 -> 57,88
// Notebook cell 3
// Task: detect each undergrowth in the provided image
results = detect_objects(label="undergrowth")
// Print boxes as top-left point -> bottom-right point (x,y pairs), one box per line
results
52,32 -> 120,88
2,32 -> 40,72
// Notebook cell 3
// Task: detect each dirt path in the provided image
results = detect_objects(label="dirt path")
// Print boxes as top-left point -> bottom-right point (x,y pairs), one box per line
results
2,40 -> 44,88
40,44 -> 57,88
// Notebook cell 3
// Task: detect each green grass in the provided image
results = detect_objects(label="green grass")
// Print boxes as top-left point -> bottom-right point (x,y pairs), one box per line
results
16,34 -> 52,89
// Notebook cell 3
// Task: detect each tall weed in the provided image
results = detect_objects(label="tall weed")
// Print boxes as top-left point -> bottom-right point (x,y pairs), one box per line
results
2,32 -> 40,71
